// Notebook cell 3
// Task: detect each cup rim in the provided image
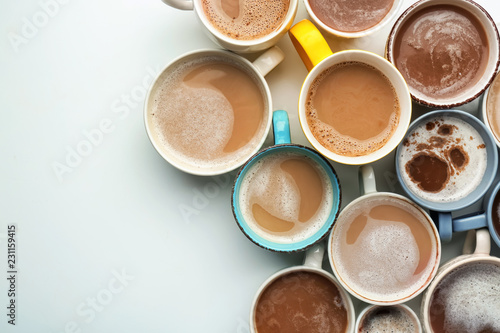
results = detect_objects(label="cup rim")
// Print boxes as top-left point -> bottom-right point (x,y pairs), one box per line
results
328,191 -> 442,305
303,0 -> 403,38
481,72 -> 500,148
385,0 -> 500,108
298,49 -> 412,165
420,254 -> 500,332
231,143 -> 342,253
144,48 -> 273,176
395,109 -> 499,212
192,0 -> 299,48
249,265 -> 356,332
486,181 -> 500,248
355,303 -> 422,333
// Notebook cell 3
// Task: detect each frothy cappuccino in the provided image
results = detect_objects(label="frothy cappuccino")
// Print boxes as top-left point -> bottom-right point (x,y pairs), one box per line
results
358,305 -> 419,333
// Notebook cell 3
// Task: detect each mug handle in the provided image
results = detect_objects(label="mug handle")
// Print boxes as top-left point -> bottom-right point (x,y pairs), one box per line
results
359,165 -> 377,195
288,19 -> 333,71
430,211 -> 453,243
161,0 -> 193,10
272,110 -> 291,145
462,229 -> 491,255
303,242 -> 325,269
252,46 -> 285,77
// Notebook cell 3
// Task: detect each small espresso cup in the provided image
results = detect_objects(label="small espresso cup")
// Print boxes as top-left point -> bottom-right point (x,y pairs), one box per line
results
288,19 -> 412,165
431,180 -> 500,247
250,242 -> 355,333
144,46 -> 284,176
395,110 -> 498,215
386,0 -> 500,108
355,304 -> 422,333
481,70 -> 500,148
420,229 -> 500,333
303,0 -> 402,38
160,0 -> 298,53
231,110 -> 341,252
328,165 -> 441,305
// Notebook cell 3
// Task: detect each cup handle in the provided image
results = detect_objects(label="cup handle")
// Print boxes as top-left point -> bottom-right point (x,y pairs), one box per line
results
288,19 -> 333,72
359,165 -> 377,195
273,110 -> 291,145
452,212 -> 488,232
160,0 -> 193,10
303,242 -> 325,269
252,46 -> 285,77
463,229 -> 491,255
429,211 -> 453,243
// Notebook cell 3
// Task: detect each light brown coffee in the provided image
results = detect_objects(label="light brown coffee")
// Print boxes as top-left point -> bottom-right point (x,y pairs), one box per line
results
358,306 -> 419,333
306,61 -> 400,157
428,262 -> 500,333
308,0 -> 394,32
486,73 -> 500,142
392,4 -> 489,101
238,150 -> 334,243
150,55 -> 267,169
254,271 -> 349,333
331,195 -> 438,302
201,0 -> 290,40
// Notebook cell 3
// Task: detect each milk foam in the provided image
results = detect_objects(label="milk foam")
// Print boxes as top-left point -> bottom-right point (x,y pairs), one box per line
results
331,196 -> 437,301
398,115 -> 487,203
239,151 -> 334,244
359,306 -> 417,333
430,262 -> 500,332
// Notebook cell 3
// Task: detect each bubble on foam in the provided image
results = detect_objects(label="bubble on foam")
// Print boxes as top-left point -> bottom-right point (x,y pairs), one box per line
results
431,262 -> 500,332
201,0 -> 290,40
239,151 -> 334,244
331,196 -> 437,301
398,115 -> 487,203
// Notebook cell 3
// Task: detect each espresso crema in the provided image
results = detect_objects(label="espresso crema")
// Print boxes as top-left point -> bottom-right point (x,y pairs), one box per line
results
393,4 -> 489,101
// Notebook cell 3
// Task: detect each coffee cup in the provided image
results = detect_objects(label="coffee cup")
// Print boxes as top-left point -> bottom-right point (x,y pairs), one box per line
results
328,165 -> 441,305
250,242 -> 355,333
430,180 -> 500,247
288,19 -> 412,165
481,70 -> 500,148
386,0 -> 500,108
144,46 -> 284,176
395,110 -> 498,216
355,304 -> 422,333
303,0 -> 402,38
420,229 -> 500,333
160,0 -> 298,53
231,110 -> 341,252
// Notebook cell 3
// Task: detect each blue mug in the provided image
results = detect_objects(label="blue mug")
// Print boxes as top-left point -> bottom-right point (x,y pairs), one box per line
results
231,110 -> 341,252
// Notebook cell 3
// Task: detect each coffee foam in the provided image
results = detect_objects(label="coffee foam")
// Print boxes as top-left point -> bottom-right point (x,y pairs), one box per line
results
359,306 -> 417,333
429,262 -> 500,332
239,151 -> 334,244
331,196 -> 437,301
150,55 -> 266,170
398,115 -> 487,203
201,0 -> 290,40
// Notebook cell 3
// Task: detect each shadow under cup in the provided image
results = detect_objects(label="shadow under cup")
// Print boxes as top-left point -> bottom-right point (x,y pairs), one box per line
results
231,110 -> 341,252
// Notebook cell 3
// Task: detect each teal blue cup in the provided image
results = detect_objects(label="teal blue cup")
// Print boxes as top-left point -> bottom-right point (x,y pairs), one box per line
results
231,110 -> 341,252
395,110 -> 498,243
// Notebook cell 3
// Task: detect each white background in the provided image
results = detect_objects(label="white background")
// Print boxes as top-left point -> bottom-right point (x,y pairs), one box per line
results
1,0 -> 500,332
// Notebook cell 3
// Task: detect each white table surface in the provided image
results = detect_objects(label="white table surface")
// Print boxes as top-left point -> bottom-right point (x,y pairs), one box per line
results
1,0 -> 500,332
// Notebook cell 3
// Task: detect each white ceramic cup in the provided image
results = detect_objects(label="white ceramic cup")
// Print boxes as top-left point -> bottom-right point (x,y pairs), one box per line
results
144,46 -> 284,176
328,165 -> 441,305
386,0 -> 500,108
303,0 -> 402,38
250,243 -> 356,333
160,0 -> 298,53
420,229 -> 500,332
355,304 -> 422,333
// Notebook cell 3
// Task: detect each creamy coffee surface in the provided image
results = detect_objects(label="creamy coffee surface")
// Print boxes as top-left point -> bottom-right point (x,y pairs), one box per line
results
486,73 -> 500,143
358,306 -> 418,333
150,56 -> 266,170
201,0 -> 290,40
398,115 -> 487,203
393,4 -> 488,101
239,150 -> 334,244
429,262 -> 500,333
306,61 -> 400,157
308,0 -> 394,32
331,196 -> 437,302
255,271 -> 349,333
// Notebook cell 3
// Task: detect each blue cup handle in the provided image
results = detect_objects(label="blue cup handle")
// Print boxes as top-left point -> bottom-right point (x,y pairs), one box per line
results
430,211 -> 453,243
430,211 -> 488,243
273,110 -> 291,145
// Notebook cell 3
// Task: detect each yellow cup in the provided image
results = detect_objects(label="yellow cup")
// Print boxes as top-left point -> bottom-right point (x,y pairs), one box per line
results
289,20 -> 412,165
